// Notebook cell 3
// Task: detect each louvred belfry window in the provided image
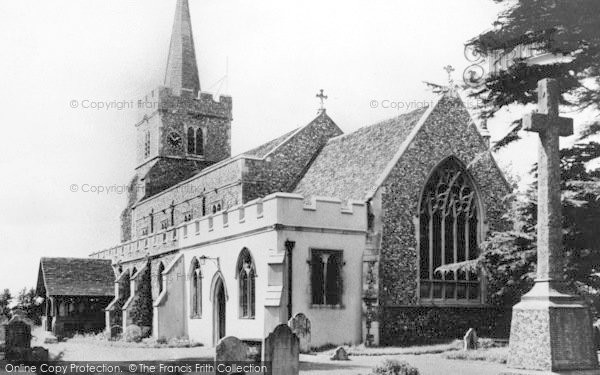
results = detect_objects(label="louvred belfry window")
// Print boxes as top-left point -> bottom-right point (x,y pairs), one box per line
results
419,158 -> 481,303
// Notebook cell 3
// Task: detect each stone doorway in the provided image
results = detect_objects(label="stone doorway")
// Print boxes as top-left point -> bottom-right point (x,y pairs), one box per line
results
213,277 -> 226,345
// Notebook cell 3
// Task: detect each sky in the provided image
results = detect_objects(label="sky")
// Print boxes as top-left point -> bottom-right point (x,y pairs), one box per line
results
0,0 -> 587,296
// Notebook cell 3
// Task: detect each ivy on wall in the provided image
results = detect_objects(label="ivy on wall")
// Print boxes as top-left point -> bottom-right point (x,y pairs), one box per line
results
129,263 -> 154,331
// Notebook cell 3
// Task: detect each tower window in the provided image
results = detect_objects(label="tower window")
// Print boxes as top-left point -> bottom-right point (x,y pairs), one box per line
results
187,127 -> 195,154
187,127 -> 204,156
419,157 -> 481,303
196,128 -> 204,155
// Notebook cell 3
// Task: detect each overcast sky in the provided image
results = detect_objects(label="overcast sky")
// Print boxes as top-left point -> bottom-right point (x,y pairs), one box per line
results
0,0 -> 581,295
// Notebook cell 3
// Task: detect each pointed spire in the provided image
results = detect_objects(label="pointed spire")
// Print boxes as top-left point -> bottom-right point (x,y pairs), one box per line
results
164,0 -> 200,97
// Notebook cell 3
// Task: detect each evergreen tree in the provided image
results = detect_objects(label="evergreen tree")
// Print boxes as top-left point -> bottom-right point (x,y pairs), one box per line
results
440,0 -> 600,313
0,289 -> 12,317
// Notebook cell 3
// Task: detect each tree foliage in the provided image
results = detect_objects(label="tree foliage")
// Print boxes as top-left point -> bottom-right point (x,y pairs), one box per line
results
129,263 -> 153,333
466,0 -> 600,169
0,289 -> 12,317
16,287 -> 43,324
454,0 -> 600,313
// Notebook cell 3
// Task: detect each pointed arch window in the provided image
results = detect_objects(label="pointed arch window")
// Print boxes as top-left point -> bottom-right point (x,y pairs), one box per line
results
418,157 -> 481,303
237,248 -> 255,318
157,262 -> 165,295
195,128 -> 204,156
187,127 -> 196,154
190,258 -> 202,318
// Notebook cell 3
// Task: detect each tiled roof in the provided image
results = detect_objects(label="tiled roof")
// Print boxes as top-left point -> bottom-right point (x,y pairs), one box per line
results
241,128 -> 301,158
294,107 -> 429,201
38,258 -> 115,297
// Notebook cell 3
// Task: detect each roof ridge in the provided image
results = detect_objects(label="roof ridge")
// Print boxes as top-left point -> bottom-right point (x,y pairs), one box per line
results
326,106 -> 429,143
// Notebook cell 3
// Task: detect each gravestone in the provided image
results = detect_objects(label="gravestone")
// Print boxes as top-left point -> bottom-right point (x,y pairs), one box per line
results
463,328 -> 477,351
330,346 -> 349,361
505,79 -> 599,373
287,313 -> 311,353
5,317 -> 31,360
215,336 -> 249,375
264,324 -> 299,375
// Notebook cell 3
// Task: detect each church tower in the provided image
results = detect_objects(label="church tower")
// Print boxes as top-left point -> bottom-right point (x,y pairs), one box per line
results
121,0 -> 232,241
135,0 -> 232,194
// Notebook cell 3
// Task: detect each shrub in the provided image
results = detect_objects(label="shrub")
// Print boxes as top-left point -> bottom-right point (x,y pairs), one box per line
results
125,325 -> 142,343
157,336 -> 167,345
371,359 -> 420,375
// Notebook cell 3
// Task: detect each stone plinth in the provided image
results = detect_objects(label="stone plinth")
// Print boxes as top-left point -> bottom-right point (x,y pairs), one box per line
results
504,282 -> 599,374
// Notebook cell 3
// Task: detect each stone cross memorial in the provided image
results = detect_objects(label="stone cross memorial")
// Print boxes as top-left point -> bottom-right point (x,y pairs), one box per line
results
505,79 -> 599,374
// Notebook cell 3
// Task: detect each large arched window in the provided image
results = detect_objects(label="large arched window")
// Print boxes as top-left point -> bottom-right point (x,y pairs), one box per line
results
157,262 -> 165,295
237,248 -> 255,318
187,127 -> 196,154
419,157 -> 481,303
190,258 -> 202,318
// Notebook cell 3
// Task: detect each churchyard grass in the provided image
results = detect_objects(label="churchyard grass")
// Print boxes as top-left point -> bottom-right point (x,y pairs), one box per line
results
443,347 -> 508,364
345,341 -> 462,356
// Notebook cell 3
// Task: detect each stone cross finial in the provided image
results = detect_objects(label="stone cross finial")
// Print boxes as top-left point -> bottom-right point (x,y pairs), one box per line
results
316,89 -> 328,111
523,78 -> 573,281
443,65 -> 455,86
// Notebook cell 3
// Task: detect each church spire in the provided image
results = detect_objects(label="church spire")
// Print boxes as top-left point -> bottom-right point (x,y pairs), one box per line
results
164,0 -> 200,97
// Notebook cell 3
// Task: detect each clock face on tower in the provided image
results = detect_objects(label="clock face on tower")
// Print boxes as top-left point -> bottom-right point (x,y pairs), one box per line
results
167,131 -> 183,152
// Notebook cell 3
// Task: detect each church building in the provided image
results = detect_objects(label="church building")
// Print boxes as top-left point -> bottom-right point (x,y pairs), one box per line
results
88,0 -> 512,347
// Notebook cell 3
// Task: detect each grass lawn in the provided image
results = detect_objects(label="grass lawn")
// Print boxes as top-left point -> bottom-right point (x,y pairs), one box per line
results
31,327 -> 514,375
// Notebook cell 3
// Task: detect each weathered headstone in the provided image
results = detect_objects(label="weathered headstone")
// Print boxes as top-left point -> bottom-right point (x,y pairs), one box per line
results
287,313 -> 311,353
264,324 -> 299,375
330,346 -> 349,361
5,317 -> 31,360
505,79 -> 599,373
215,336 -> 249,375
463,328 -> 478,351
